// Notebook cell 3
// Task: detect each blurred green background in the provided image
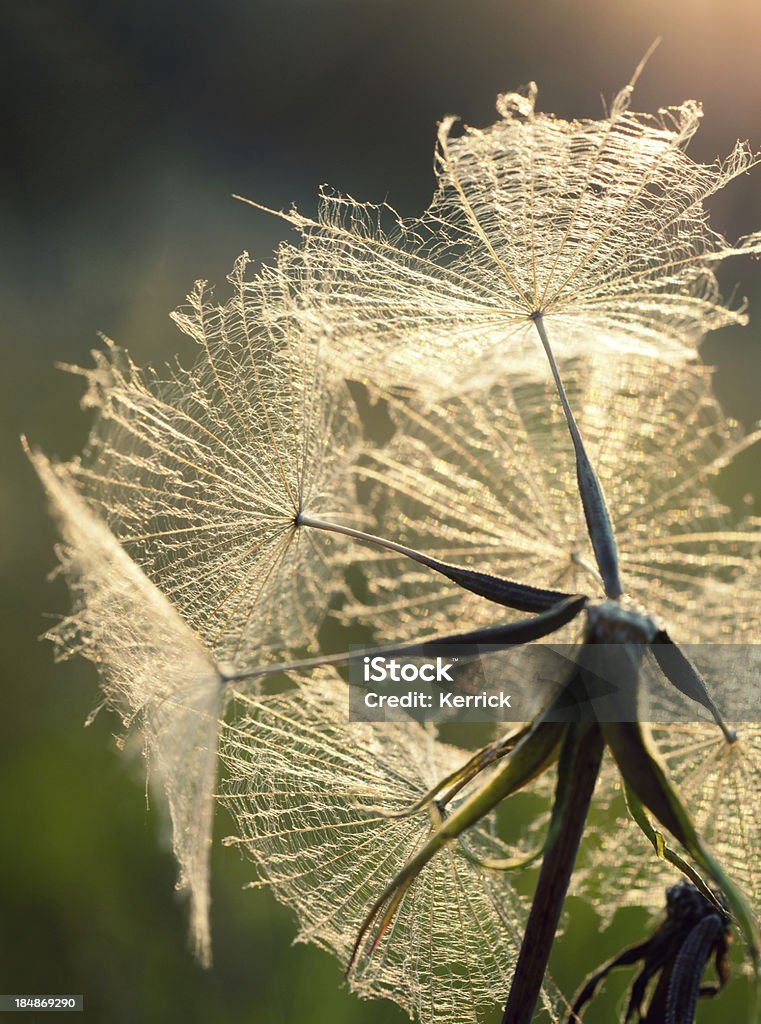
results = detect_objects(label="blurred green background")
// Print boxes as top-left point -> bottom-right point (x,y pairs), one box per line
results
2,2 -> 760,1022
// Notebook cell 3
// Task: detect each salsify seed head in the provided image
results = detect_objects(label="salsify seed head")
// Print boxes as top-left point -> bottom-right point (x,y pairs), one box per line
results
252,79 -> 761,396
220,672 -> 564,1024
27,444 -> 223,967
69,254 -> 363,667
348,359 -> 761,646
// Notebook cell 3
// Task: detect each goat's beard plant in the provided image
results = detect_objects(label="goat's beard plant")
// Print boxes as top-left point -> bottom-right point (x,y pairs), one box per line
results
30,67 -> 761,1024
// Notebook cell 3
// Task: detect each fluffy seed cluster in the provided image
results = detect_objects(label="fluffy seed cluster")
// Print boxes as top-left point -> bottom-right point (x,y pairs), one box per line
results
29,447 -> 223,966
70,255 -> 362,666
32,73 -> 761,1024
220,673 -> 562,1024
349,358 -> 761,646
255,80 -> 761,396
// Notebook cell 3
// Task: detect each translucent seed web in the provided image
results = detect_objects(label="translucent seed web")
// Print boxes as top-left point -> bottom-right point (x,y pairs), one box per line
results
348,359 -> 761,646
70,255 -> 362,666
253,81 -> 761,396
29,448 -> 223,966
220,672 -> 564,1024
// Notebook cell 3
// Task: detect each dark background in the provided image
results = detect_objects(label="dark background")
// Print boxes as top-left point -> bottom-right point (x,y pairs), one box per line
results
2,2 -> 760,1022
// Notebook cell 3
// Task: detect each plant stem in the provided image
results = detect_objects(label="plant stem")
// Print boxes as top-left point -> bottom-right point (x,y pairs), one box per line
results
223,594 -> 587,684
501,723 -> 604,1024
531,314 -> 623,599
296,513 -> 573,613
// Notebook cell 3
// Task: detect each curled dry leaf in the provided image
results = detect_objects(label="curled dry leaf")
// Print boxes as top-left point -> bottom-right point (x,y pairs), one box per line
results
28,446 -> 224,966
